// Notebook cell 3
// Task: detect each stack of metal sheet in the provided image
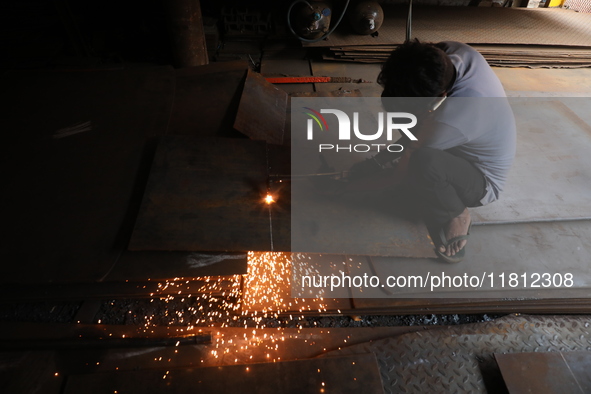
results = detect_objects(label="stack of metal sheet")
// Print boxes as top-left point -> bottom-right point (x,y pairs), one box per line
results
309,7 -> 591,68
323,44 -> 591,68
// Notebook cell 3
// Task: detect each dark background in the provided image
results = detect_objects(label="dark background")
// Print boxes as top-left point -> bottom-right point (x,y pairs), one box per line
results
0,0 -> 291,70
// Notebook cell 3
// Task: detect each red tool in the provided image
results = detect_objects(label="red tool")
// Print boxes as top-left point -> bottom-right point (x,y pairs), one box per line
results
264,76 -> 370,84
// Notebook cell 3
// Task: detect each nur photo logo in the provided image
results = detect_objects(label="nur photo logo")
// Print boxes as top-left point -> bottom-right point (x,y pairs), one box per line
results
303,107 -> 418,153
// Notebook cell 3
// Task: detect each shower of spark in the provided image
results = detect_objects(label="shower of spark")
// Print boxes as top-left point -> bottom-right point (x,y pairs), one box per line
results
129,252 -> 329,332
241,252 -> 328,324
87,251 -> 347,386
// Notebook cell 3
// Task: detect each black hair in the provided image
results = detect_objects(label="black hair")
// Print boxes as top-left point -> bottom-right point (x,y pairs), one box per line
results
378,39 -> 451,97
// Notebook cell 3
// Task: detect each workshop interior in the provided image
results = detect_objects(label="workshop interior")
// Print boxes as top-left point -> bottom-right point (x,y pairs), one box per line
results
2,0 -> 591,393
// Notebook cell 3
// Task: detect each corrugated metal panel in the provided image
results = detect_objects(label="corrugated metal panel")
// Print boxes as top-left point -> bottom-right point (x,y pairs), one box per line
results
323,315 -> 591,394
565,0 -> 591,13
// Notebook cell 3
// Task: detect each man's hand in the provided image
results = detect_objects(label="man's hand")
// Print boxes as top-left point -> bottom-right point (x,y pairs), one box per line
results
348,157 -> 383,181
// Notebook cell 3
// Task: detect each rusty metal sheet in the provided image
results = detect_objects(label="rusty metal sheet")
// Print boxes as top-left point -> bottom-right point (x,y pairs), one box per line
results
346,219 -> 591,302
130,135 -> 431,257
190,327 -> 435,367
169,61 -> 248,137
495,351 -> 591,394
104,251 -> 247,281
165,0 -> 209,67
130,134 -> 431,257
291,183 -> 436,257
323,315 -> 591,394
474,98 -> 591,224
234,69 -> 288,145
562,352 -> 591,391
0,325 -> 431,365
0,278 -> 236,302
0,351 -> 64,394
1,67 -> 175,284
330,298 -> 591,316
63,353 -> 384,394
321,45 -> 591,68
1,333 -> 211,351
266,145 -> 291,252
0,325 -> 435,392
260,49 -> 312,77
304,7 -> 591,47
260,48 -> 315,94
128,136 -> 284,252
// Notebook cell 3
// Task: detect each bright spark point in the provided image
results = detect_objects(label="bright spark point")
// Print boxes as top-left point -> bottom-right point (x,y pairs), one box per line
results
264,194 -> 275,204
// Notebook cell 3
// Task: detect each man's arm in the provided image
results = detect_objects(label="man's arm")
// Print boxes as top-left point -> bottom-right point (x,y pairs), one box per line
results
347,137 -> 410,181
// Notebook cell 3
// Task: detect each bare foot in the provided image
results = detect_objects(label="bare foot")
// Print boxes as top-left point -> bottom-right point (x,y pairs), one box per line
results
439,208 -> 471,257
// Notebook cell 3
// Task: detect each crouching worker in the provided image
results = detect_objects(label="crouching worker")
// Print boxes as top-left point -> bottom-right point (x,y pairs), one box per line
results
349,40 -> 516,263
